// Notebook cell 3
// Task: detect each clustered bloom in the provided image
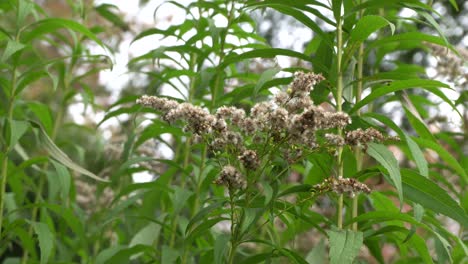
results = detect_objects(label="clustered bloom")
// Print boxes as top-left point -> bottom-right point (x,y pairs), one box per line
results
314,177 -> 371,197
239,149 -> 260,170
325,133 -> 345,147
137,71 -> 391,193
345,128 -> 385,148
213,165 -> 246,189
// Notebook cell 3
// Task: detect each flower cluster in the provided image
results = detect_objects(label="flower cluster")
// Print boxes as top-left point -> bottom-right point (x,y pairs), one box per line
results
239,149 -> 260,170
137,71 -> 390,191
345,128 -> 385,148
213,165 -> 246,189
313,177 -> 371,197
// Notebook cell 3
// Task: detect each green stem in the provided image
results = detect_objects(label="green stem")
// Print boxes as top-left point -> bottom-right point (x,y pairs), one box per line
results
0,65 -> 18,237
227,189 -> 238,264
211,0 -> 235,109
352,1 -> 365,231
335,1 -> 345,229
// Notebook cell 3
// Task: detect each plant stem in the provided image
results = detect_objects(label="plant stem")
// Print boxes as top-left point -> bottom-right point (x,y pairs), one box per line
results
335,1 -> 345,229
352,1 -> 366,232
227,190 -> 238,264
0,65 -> 18,237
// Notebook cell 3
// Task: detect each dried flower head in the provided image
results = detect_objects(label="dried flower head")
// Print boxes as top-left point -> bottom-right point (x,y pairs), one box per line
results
345,127 -> 384,148
290,71 -> 325,95
136,95 -> 179,112
314,177 -> 371,197
325,133 -> 345,146
214,165 -> 246,189
239,149 -> 260,170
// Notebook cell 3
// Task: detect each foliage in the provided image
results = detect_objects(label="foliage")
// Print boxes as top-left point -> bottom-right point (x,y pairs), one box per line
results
0,0 -> 466,263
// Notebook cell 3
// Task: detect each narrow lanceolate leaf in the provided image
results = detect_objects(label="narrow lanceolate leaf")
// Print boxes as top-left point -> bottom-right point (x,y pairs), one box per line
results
31,222 -> 54,264
129,222 -> 161,259
349,15 -> 394,43
367,143 -> 403,205
29,120 -> 109,182
350,79 -> 453,114
1,40 -> 26,62
8,119 -> 29,149
50,160 -> 71,201
22,18 -> 104,47
401,169 -> 468,227
404,134 -> 428,177
220,48 -> 312,69
328,229 -> 363,264
412,137 -> 468,184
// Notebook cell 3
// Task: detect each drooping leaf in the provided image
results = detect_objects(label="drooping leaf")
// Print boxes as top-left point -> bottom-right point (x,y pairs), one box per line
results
401,169 -> 468,227
22,18 -> 104,47
350,79 -> 452,114
404,135 -> 428,177
412,137 -> 468,184
95,4 -> 128,30
29,120 -> 109,182
367,143 -> 403,205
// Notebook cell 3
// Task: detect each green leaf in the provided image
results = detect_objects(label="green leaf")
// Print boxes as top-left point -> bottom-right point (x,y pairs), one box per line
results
402,105 -> 436,142
95,245 -> 127,264
29,120 -> 109,182
50,160 -> 71,202
1,40 -> 25,62
15,70 -> 49,97
95,4 -> 128,30
367,143 -> 403,206
214,233 -> 230,264
350,79 -> 452,114
129,222 -> 161,259
172,186 -> 193,213
31,222 -> 54,264
447,0 -> 459,11
404,135 -> 428,177
306,239 -> 326,264
254,68 -> 280,95
185,200 -> 227,234
412,137 -> 468,184
8,119 -> 29,149
17,0 -> 34,26
401,169 -> 468,227
22,18 -> 104,47
220,48 -> 313,69
161,246 -> 179,264
349,15 -> 394,43
328,229 -> 363,264
332,0 -> 343,20
27,102 -> 53,135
